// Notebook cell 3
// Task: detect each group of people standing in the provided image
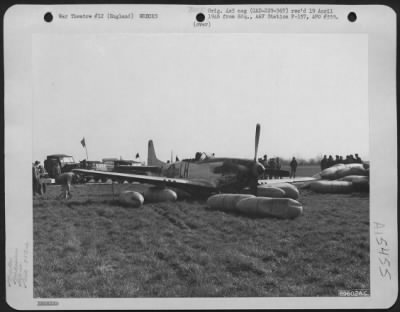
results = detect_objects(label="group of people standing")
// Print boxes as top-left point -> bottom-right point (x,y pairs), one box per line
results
32,160 -> 74,199
260,155 -> 282,174
258,155 -> 298,179
320,154 -> 363,170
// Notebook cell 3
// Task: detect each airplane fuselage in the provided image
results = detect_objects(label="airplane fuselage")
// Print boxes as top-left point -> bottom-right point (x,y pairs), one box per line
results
160,157 -> 258,193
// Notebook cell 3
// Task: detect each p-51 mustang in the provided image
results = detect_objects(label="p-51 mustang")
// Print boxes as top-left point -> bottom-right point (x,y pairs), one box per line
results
73,124 -> 315,197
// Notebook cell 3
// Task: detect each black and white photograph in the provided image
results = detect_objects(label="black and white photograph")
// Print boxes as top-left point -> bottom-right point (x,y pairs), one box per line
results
4,4 -> 397,310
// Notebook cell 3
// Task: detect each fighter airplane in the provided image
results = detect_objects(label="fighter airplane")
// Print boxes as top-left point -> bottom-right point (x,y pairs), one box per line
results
73,124 -> 315,197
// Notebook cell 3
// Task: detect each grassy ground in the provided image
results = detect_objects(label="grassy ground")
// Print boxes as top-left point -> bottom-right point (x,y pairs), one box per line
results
33,179 -> 369,297
279,165 -> 321,177
294,165 -> 321,177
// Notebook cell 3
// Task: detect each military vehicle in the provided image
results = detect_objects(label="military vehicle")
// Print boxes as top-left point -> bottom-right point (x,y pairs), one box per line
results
44,154 -> 81,179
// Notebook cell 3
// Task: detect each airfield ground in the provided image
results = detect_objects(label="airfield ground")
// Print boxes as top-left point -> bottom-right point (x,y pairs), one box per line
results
33,166 -> 369,297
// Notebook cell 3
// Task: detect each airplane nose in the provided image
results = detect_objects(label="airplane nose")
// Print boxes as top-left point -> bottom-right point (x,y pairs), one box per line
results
252,161 -> 265,177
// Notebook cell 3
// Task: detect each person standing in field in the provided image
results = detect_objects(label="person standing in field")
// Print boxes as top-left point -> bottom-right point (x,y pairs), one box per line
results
56,172 -> 75,199
327,155 -> 334,168
262,154 -> 268,178
38,165 -> 47,194
290,157 -> 298,178
32,162 -> 42,196
268,158 -> 276,179
275,157 -> 281,178
320,155 -> 328,170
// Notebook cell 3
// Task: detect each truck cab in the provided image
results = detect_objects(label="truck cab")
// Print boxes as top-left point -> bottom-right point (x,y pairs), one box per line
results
44,154 -> 81,179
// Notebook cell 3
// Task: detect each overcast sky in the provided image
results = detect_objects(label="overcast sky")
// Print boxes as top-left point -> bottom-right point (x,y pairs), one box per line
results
32,33 -> 368,163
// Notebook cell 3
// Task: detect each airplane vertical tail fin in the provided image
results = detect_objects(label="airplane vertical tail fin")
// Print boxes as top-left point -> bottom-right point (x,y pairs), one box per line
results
148,140 -> 166,167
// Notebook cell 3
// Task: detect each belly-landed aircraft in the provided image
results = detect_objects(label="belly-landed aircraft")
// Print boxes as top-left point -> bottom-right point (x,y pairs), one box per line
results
73,124 -> 315,198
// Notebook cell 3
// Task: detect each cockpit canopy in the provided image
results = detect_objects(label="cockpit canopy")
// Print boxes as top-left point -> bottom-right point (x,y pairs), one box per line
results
195,152 -> 215,161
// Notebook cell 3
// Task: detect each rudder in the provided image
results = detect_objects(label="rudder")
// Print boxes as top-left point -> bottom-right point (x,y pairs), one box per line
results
148,140 -> 166,167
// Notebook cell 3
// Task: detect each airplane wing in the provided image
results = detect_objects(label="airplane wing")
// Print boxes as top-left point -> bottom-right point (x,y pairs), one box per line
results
258,176 -> 317,185
73,169 -> 217,195
113,165 -> 162,175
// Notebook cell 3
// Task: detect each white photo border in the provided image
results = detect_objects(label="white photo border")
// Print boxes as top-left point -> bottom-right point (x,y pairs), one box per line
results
4,4 -> 397,310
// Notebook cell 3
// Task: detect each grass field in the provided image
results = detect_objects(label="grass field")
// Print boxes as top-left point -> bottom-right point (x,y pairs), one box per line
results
291,165 -> 321,177
266,165 -> 321,179
33,171 -> 369,298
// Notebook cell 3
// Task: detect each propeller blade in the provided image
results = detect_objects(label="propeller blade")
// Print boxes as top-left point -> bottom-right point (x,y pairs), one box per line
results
254,123 -> 260,161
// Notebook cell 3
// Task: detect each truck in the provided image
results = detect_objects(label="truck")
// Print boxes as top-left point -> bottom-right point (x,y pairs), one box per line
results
43,154 -> 81,179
